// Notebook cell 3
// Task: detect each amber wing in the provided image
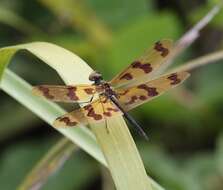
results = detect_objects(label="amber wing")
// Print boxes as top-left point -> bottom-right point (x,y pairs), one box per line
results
32,84 -> 96,103
116,71 -> 190,111
53,95 -> 122,127
110,39 -> 173,87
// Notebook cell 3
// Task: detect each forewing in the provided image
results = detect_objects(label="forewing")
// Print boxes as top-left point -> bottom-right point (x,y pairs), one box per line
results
53,95 -> 123,127
110,39 -> 173,87
32,84 -> 96,103
116,71 -> 190,111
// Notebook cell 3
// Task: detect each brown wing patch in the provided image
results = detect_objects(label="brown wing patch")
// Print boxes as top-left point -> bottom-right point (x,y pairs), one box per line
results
120,73 -> 133,80
83,95 -> 122,123
32,84 -> 97,103
110,39 -> 173,87
131,61 -> 153,73
137,84 -> 159,97
53,109 -> 87,128
37,86 -> 54,99
116,71 -> 190,111
67,86 -> 79,101
154,41 -> 169,57
84,88 -> 95,94
84,104 -> 103,121
57,116 -> 78,126
53,95 -> 123,128
167,73 -> 182,85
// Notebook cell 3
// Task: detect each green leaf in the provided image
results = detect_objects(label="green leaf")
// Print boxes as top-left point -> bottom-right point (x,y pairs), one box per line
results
86,0 -> 153,29
0,103 -> 39,140
18,138 -> 77,190
189,1 -> 223,28
0,137 -> 98,190
0,6 -> 41,35
38,0 -> 111,47
216,133 -> 223,175
0,138 -> 55,190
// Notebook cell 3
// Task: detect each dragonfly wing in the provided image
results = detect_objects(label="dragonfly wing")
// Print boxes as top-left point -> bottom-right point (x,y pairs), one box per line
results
110,39 -> 173,87
53,95 -> 123,127
32,84 -> 96,103
116,71 -> 190,111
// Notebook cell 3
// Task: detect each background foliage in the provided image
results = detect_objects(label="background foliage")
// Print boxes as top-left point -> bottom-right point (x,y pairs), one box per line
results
0,0 -> 223,190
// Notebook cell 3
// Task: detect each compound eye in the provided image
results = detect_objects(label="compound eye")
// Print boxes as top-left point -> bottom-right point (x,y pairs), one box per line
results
89,75 -> 94,81
98,75 -> 103,80
89,73 -> 96,81
89,72 -> 102,82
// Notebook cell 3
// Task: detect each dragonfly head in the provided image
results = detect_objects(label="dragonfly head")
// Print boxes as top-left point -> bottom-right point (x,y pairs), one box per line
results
89,71 -> 103,84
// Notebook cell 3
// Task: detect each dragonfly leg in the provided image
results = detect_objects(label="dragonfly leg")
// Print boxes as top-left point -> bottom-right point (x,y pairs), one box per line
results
105,119 -> 109,134
99,95 -> 110,134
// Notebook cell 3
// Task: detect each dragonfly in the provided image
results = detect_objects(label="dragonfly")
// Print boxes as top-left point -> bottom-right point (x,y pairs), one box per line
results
32,40 -> 190,139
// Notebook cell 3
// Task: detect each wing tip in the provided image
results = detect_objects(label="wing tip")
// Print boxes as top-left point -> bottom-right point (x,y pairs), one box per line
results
157,39 -> 173,46
181,71 -> 191,80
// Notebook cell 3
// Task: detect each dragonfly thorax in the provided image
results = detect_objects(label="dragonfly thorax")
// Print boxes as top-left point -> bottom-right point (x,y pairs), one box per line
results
89,71 -> 116,97
102,83 -> 117,97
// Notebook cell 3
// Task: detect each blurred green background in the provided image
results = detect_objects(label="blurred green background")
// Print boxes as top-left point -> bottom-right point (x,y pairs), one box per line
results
0,0 -> 223,190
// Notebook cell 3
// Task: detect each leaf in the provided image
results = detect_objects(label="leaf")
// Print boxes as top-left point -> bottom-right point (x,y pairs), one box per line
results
38,0 -> 111,46
18,138 -> 77,190
169,49 -> 223,73
189,1 -> 223,28
85,0 -> 152,29
0,42 -> 160,190
0,137 -> 98,190
0,6 -> 41,35
141,146 -> 198,190
216,133 -> 223,175
0,104 -> 39,140
0,138 -> 55,190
